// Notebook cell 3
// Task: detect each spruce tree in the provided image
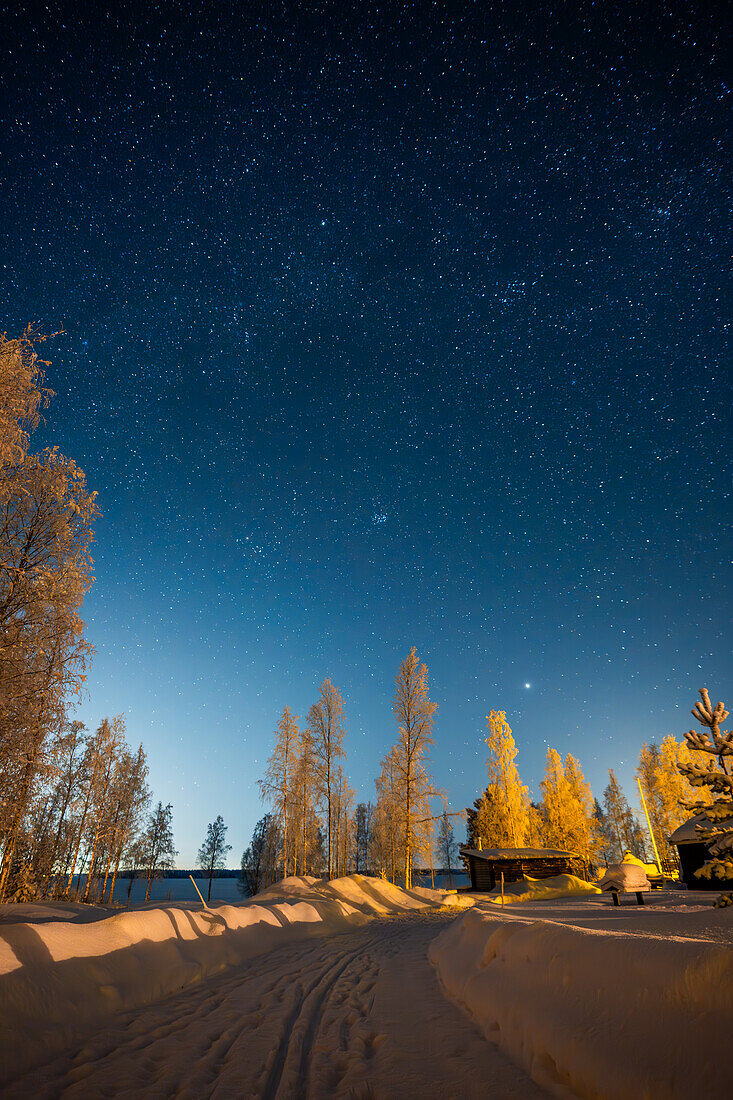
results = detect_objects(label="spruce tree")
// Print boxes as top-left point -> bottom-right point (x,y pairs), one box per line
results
678,689 -> 733,906
602,771 -> 646,862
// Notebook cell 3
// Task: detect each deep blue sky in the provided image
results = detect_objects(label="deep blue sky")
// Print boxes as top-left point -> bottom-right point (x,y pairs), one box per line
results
2,1 -> 730,864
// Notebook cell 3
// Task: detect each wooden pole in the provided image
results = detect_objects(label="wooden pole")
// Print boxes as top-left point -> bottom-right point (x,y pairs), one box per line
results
189,874 -> 208,909
500,871 -> 504,908
636,778 -> 663,871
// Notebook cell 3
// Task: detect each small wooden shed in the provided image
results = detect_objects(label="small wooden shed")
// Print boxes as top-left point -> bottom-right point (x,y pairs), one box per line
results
668,814 -> 733,890
460,847 -> 585,891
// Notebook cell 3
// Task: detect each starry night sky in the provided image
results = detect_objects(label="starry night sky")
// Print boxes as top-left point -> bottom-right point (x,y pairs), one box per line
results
2,1 -> 730,863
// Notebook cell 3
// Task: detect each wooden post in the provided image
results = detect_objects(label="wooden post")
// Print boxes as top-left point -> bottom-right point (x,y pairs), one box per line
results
637,778 -> 663,873
189,875 -> 208,909
500,871 -> 504,908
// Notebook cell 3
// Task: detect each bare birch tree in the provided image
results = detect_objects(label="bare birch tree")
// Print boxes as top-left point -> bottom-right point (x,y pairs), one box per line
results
0,330 -> 98,900
197,815 -> 232,903
307,679 -> 346,877
374,746 -> 402,882
392,648 -> 438,888
142,802 -> 176,902
259,707 -> 300,879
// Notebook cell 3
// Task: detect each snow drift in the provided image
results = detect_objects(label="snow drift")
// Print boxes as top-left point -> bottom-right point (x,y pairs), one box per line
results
0,874 -> 465,1086
485,873 -> 601,905
430,906 -> 733,1099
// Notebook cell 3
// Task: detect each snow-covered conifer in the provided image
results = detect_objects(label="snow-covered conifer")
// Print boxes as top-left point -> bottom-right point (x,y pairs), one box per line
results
678,689 -> 733,905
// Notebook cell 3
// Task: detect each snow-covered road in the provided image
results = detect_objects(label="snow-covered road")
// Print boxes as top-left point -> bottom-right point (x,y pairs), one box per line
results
5,912 -> 547,1099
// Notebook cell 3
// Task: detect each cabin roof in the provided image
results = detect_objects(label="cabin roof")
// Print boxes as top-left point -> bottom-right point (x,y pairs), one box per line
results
668,813 -> 733,844
460,847 -> 575,861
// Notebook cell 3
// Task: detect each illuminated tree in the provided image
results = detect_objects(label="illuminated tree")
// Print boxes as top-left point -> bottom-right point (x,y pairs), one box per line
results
37,719 -> 87,895
540,749 -> 599,866
637,735 -> 710,863
473,711 -> 530,849
539,748 -> 566,847
307,679 -> 346,877
0,337 -> 164,903
374,745 -> 403,882
0,328 -> 52,469
59,718 -> 116,898
292,723 -> 322,876
259,706 -> 300,878
102,743 -> 149,903
564,754 -> 601,865
332,764 -> 355,877
82,715 -> 127,901
392,647 -> 438,888
0,331 -> 98,900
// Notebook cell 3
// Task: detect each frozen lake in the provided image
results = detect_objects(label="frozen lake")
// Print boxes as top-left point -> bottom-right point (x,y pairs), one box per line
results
106,870 -> 469,906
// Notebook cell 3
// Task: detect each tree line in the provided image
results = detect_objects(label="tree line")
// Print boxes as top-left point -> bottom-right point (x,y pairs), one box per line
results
250,667 -> 718,894
249,647 -> 443,893
466,710 -> 713,871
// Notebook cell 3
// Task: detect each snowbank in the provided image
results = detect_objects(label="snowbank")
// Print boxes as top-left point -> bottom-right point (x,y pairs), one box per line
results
595,851 -> 660,889
599,862 -> 650,892
430,907 -> 733,1099
485,874 -> 601,905
0,874 -> 461,1086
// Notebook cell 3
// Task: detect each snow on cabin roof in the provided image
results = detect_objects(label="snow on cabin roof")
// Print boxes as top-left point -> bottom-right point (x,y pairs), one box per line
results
460,847 -> 575,860
668,813 -> 733,844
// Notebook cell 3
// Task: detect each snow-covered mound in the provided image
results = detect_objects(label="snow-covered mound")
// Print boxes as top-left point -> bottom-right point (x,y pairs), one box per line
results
259,873 -> 473,914
430,906 -> 733,1099
485,874 -> 601,905
599,861 -> 651,892
0,874 -> 464,1086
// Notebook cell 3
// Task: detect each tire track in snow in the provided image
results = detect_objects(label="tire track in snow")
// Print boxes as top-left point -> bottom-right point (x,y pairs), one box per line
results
262,932 -> 383,1099
4,932 -> 358,1098
4,915 -> 550,1099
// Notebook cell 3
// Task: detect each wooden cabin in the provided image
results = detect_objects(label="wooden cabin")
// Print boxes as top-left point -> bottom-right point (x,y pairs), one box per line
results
460,846 -> 586,891
669,814 -> 733,890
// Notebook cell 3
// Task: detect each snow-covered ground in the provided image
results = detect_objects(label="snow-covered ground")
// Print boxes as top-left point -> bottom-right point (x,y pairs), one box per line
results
0,875 -> 476,1086
431,890 -> 733,1100
0,875 -> 546,1098
3,878 -> 731,1098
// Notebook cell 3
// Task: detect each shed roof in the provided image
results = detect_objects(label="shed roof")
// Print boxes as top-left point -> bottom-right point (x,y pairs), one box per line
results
668,813 -> 733,844
460,847 -> 574,861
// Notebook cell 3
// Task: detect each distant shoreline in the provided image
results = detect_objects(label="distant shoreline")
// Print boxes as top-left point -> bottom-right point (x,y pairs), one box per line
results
116,868 -> 465,880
